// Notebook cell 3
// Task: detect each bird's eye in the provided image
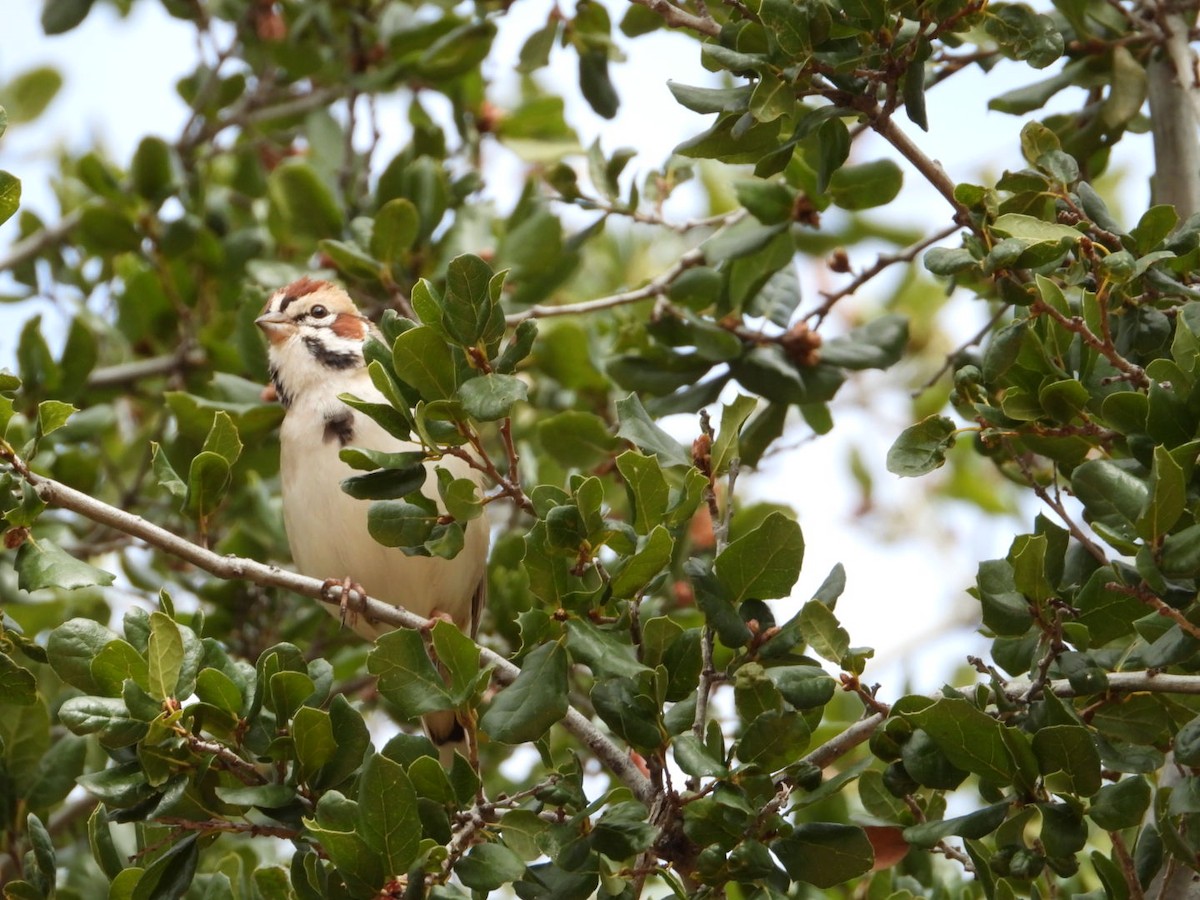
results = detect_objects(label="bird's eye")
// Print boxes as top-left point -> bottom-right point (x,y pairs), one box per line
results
310,305 -> 329,318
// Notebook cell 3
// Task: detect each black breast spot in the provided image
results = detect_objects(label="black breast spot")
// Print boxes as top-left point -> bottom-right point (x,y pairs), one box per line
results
323,410 -> 355,446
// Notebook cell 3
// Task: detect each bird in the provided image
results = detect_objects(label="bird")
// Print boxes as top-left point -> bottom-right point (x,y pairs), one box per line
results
255,276 -> 489,752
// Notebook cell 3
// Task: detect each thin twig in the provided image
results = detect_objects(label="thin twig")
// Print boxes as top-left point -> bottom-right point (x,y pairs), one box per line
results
0,209 -> 83,273
86,349 -> 208,389
806,223 -> 961,325
1106,581 -> 1200,641
626,0 -> 720,35
1002,670 -> 1200,700
1031,297 -> 1150,389
1111,829 -> 1147,900
6,458 -> 654,803
506,248 -> 706,325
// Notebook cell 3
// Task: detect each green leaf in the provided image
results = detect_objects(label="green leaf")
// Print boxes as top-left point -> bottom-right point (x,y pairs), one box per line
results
268,160 -> 342,240
566,618 -> 651,680
58,696 -> 147,747
185,451 -> 231,520
458,373 -> 527,421
90,640 -> 149,696
1138,445 -> 1185,542
688,559 -> 753,648
797,600 -> 850,664
714,511 -> 804,602
131,136 -> 176,204
2,66 -> 63,123
610,525 -> 674,599
828,160 -> 903,210
151,442 -> 186,501
443,253 -> 501,347
41,0 -> 95,33
147,612 -> 184,701
903,801 -> 1010,847
392,326 -> 457,400
0,652 -> 37,706
357,753 -> 421,875
886,415 -> 957,476
36,399 -> 75,436
16,540 -> 115,592
367,498 -> 439,549
480,640 -> 568,743
673,733 -> 729,777
1089,776 -> 1151,830
371,198 -> 420,264
711,394 -> 757,476
615,450 -> 670,535
615,393 -> 689,467
904,698 -> 1017,783
1032,724 -> 1102,796
0,171 -> 20,227
456,842 -> 528,892
738,709 -> 811,767
537,410 -> 619,469
368,629 -> 454,717
819,315 -> 909,371
592,676 -> 663,752
984,3 -> 1063,68
579,50 -> 619,119
773,823 -> 874,888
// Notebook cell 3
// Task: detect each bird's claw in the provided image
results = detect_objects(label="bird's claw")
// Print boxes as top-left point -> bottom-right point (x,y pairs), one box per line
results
322,577 -> 369,628
421,608 -> 456,633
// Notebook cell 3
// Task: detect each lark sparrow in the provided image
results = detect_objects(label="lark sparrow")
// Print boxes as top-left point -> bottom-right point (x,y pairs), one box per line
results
256,277 -> 488,748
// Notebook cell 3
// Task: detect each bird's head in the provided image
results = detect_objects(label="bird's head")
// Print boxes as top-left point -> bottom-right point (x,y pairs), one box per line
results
256,278 -> 372,407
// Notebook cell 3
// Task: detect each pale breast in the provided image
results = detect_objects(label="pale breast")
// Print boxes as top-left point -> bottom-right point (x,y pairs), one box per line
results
279,391 -> 488,638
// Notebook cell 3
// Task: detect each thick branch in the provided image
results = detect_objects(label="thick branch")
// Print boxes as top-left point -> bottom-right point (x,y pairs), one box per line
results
1004,670 -> 1200,700
1147,5 -> 1200,216
15,465 -> 654,803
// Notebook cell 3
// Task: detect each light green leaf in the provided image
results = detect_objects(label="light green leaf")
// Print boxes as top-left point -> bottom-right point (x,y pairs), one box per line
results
16,540 -> 115,592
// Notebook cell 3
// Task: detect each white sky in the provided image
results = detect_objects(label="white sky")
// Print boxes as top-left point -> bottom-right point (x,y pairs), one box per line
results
0,2 -> 1157,698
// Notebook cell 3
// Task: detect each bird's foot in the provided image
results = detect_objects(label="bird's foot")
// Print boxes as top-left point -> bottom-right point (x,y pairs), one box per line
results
421,608 -> 457,633
322,577 -> 371,628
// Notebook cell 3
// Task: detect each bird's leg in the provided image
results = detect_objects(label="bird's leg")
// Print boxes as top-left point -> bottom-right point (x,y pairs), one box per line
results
321,576 -> 373,628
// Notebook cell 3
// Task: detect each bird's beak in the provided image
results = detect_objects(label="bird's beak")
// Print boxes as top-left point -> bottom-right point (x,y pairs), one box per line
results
255,311 -> 293,345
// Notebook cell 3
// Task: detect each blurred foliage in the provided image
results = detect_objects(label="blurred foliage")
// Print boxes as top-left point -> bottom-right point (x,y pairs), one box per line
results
0,0 -> 1198,897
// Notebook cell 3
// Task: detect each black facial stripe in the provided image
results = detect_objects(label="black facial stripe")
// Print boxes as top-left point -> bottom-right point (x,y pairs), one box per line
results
323,410 -> 355,446
268,363 -> 293,409
279,295 -> 297,312
302,334 -> 361,370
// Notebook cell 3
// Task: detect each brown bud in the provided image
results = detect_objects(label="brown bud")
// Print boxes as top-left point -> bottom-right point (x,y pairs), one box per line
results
692,432 -> 712,477
4,527 -> 29,550
476,101 -> 502,135
828,248 -> 851,273
779,320 -> 823,367
253,2 -> 287,41
793,195 -> 821,228
689,504 -> 715,552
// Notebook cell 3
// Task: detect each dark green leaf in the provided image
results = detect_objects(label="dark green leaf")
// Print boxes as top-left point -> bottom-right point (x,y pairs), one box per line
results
615,393 -> 689,467
773,823 -> 874,888
368,628 -> 454,717
714,511 -> 804,602
480,640 -> 568,743
357,753 -> 420,875
828,160 -> 903,210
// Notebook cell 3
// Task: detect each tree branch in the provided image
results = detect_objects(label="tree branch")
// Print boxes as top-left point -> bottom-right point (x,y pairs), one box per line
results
625,0 -> 720,36
506,247 -> 707,325
87,349 -> 208,389
0,209 -> 83,273
11,462 -> 654,804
